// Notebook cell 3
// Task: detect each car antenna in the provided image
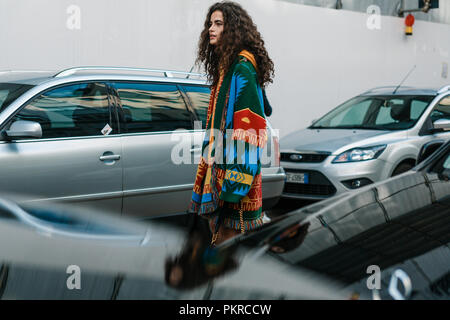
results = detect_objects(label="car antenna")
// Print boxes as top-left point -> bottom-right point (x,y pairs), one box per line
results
393,65 -> 416,94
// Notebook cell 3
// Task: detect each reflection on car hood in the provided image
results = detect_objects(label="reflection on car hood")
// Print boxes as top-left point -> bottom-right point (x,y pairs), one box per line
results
0,194 -> 350,300
262,169 -> 450,299
280,128 -> 390,153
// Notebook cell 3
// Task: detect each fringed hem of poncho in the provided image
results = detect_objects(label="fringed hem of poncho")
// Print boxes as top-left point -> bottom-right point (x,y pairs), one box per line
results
206,211 -> 265,232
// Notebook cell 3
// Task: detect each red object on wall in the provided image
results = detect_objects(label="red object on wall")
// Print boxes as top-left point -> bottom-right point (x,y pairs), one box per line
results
405,14 -> 415,36
405,14 -> 415,27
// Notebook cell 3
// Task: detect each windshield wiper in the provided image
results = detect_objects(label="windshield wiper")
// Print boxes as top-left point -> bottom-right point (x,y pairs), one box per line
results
337,125 -> 386,130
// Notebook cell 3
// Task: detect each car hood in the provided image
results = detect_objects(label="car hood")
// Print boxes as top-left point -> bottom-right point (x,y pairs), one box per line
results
280,128 -> 391,154
0,193 -> 350,300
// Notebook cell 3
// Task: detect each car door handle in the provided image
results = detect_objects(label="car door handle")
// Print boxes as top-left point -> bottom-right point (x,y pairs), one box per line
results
100,154 -> 121,161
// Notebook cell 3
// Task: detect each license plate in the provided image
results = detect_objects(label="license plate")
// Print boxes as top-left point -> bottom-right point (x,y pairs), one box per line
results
286,172 -> 309,184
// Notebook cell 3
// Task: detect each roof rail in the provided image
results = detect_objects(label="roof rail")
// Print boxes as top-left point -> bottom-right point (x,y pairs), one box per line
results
362,86 -> 414,94
437,85 -> 450,94
0,70 -> 53,74
53,66 -> 204,79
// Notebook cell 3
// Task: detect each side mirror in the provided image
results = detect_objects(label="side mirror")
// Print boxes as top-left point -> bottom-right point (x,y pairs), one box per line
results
4,120 -> 42,140
432,119 -> 450,131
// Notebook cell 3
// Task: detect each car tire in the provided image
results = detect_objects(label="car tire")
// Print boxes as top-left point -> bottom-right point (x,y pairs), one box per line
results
391,163 -> 414,177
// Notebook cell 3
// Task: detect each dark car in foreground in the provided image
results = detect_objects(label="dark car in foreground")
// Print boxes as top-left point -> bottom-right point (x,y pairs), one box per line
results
0,194 -> 346,300
254,139 -> 450,300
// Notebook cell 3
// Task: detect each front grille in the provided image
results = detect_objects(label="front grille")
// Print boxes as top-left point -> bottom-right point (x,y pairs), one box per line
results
281,153 -> 329,163
283,170 -> 337,197
284,183 -> 336,196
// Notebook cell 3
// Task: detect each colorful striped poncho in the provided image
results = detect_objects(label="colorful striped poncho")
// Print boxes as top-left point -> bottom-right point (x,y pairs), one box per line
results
187,50 -> 268,232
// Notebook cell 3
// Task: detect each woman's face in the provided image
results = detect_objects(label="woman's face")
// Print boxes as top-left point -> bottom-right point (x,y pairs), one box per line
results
209,10 -> 224,46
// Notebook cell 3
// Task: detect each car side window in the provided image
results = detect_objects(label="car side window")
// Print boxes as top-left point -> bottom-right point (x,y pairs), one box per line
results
429,95 -> 450,123
375,98 -> 429,125
181,85 -> 210,129
410,99 -> 429,120
11,82 -> 112,139
443,155 -> 450,169
112,82 -> 192,133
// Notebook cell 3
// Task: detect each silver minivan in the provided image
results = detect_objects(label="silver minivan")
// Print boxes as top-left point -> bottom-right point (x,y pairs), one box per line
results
280,85 -> 450,201
0,67 -> 285,218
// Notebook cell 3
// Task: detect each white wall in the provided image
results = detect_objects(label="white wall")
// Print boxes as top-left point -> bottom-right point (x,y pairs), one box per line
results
280,0 -> 450,25
1,0 -> 449,138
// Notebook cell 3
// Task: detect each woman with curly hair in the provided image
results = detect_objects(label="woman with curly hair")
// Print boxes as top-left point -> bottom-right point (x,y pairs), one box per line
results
187,1 -> 274,245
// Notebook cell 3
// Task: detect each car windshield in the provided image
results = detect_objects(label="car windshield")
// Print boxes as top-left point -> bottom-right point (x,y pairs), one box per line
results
0,83 -> 34,113
310,95 -> 435,131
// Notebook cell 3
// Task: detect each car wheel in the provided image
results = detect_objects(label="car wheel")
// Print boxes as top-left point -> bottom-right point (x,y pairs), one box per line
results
391,163 -> 414,177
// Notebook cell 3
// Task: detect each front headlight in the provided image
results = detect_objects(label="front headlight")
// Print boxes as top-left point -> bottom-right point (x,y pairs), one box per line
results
332,145 -> 387,163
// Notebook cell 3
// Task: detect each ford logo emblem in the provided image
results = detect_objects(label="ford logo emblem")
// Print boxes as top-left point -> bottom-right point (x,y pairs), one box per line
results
290,154 -> 303,161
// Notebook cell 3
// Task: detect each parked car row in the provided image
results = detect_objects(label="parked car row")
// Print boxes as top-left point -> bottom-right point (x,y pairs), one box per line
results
3,67 -> 449,217
1,66 -> 450,300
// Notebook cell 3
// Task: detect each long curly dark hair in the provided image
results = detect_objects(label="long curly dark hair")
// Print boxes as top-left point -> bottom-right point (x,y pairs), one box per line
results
196,1 -> 274,88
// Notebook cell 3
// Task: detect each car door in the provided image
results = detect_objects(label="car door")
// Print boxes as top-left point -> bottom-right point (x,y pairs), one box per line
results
0,82 -> 123,214
179,84 -> 210,148
110,81 -> 198,218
